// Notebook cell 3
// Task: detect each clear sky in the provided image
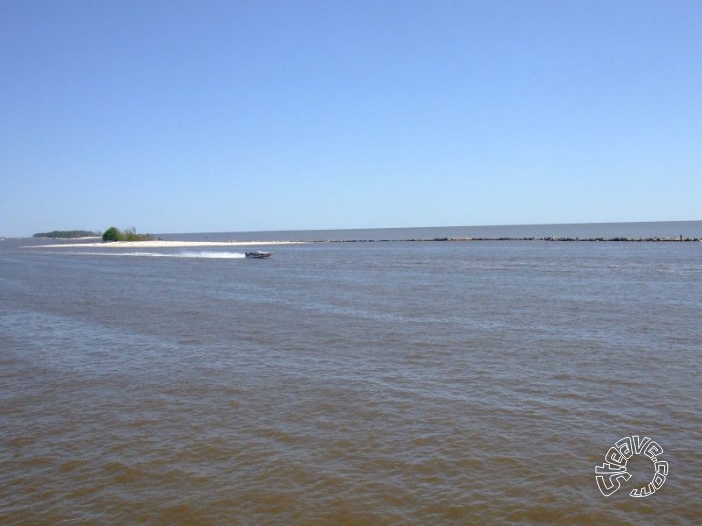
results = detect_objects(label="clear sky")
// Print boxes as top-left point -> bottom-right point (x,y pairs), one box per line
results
1,0 -> 700,237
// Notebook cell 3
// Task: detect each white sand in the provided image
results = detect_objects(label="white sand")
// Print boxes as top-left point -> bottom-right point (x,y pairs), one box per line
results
25,240 -> 306,249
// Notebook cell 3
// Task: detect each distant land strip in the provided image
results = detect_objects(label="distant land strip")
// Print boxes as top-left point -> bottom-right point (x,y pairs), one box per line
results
312,236 -> 702,243
33,230 -> 100,239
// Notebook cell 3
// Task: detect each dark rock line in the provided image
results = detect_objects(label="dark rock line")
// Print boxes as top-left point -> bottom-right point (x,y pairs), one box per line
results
307,236 -> 701,243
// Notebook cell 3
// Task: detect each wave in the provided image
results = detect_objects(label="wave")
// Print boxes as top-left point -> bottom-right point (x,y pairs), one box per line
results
59,251 -> 247,259
165,251 -> 246,259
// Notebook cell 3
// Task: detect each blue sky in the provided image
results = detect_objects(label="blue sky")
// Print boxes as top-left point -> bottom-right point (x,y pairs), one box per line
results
1,0 -> 700,236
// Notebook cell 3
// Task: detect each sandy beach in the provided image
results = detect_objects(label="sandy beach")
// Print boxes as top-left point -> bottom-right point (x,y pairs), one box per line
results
24,240 -> 306,249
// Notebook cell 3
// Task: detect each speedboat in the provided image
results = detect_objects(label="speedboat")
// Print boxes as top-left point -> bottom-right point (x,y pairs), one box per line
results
245,250 -> 272,259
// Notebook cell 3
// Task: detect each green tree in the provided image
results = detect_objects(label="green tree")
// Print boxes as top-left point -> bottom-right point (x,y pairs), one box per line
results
123,227 -> 138,241
101,226 -> 154,242
102,227 -> 122,242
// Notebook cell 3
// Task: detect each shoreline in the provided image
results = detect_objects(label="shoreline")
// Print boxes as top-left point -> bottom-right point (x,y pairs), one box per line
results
21,236 -> 702,249
23,240 -> 307,249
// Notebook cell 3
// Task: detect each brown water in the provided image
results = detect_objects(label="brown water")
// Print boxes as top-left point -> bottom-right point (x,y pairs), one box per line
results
1,226 -> 701,524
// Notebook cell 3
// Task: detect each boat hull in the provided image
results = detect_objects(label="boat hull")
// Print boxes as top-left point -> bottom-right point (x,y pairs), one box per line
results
245,251 -> 272,259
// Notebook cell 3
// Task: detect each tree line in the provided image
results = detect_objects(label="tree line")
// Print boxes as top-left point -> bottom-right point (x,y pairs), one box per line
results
33,230 -> 100,239
102,227 -> 154,242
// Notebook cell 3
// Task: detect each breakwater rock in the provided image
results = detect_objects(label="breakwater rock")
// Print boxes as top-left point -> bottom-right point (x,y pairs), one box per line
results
310,235 -> 701,243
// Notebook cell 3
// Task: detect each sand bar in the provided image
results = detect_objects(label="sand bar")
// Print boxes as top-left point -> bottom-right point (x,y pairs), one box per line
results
24,240 -> 306,249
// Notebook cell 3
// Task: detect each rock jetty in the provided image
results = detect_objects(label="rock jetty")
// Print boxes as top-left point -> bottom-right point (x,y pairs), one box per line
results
310,236 -> 701,243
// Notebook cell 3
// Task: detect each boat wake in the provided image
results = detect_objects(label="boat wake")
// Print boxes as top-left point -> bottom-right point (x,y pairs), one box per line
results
58,251 -> 247,259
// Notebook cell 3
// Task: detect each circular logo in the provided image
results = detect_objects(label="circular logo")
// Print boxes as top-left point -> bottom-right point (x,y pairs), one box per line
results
595,435 -> 668,497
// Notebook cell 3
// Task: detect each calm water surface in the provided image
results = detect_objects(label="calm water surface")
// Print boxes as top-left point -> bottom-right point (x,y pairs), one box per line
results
1,225 -> 701,524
